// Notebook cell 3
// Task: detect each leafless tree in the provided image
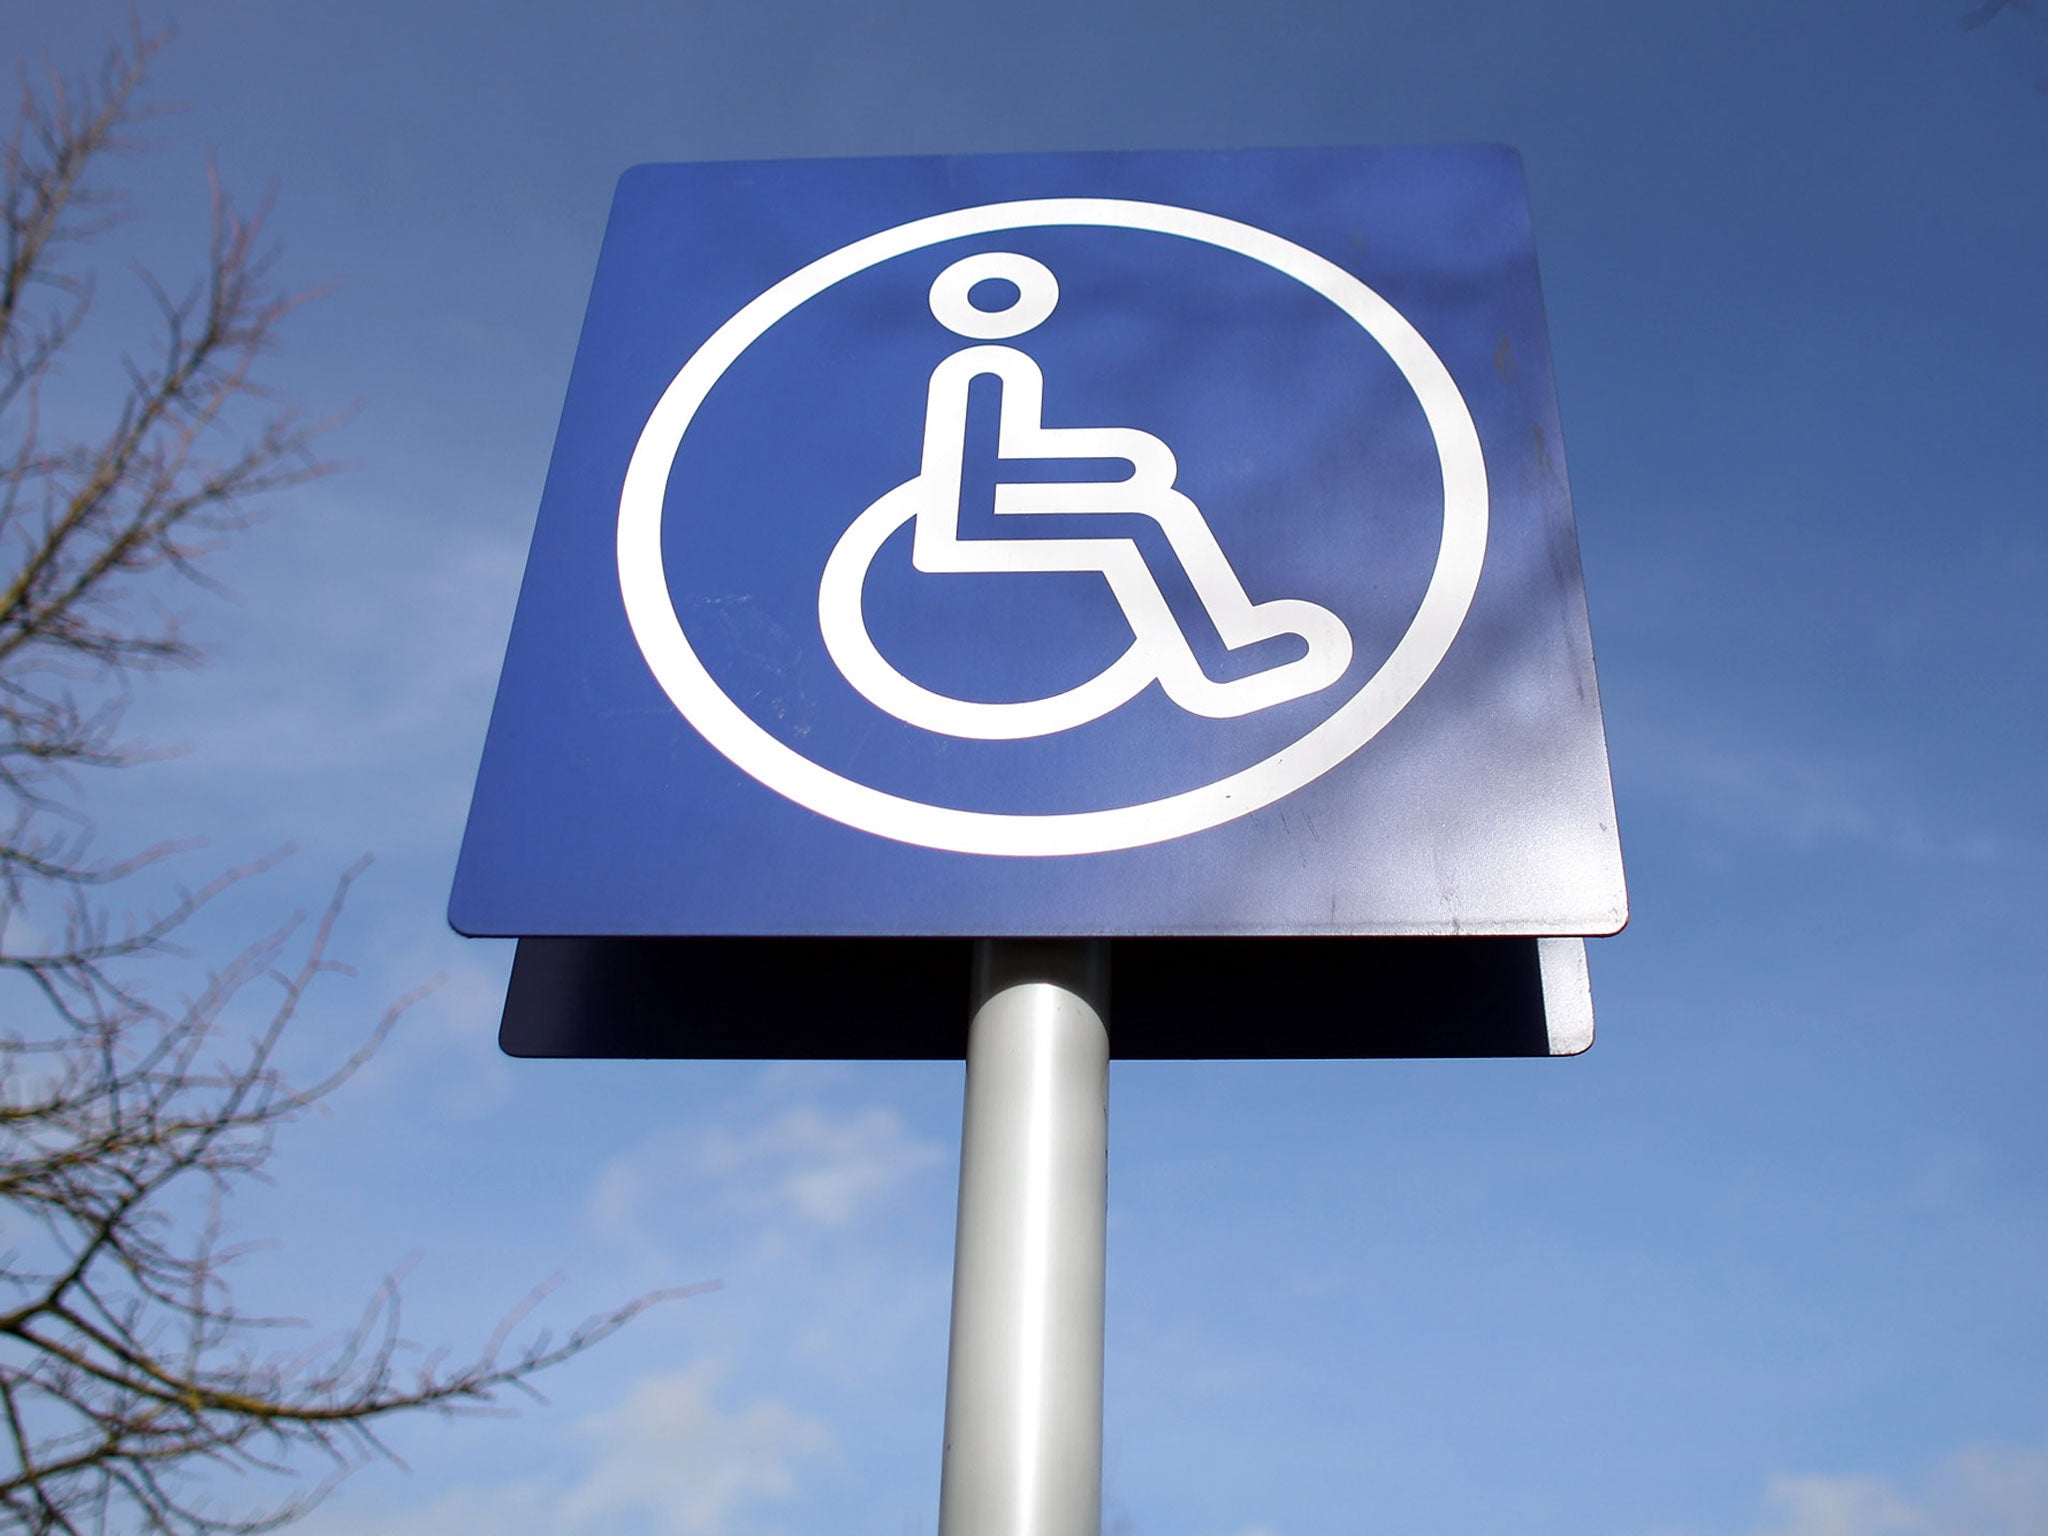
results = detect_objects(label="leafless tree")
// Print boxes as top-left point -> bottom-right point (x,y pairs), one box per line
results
0,30 -> 680,1535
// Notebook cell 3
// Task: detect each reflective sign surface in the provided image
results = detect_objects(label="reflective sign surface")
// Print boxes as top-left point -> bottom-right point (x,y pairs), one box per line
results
451,146 -> 1625,937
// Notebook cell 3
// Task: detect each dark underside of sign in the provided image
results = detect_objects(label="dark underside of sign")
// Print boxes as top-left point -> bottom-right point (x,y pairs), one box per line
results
499,935 -> 1561,1060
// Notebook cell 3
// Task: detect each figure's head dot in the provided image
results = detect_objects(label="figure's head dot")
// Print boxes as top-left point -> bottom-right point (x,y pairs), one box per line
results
930,252 -> 1059,339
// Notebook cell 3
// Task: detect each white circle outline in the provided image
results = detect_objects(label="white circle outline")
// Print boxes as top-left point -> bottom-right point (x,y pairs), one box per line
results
617,197 -> 1488,858
928,251 -> 1059,338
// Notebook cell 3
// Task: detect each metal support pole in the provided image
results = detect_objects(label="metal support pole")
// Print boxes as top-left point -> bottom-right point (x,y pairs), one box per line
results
937,940 -> 1111,1536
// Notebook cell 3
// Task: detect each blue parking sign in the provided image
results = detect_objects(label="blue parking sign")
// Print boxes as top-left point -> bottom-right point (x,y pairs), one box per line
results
450,146 -> 1626,938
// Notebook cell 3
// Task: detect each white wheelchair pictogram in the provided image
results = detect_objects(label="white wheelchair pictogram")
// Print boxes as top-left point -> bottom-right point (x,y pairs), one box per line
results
617,197 -> 1489,856
817,252 -> 1354,741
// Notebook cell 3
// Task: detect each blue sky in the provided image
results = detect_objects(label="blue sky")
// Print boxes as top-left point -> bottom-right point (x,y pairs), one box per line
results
7,2 -> 2047,1534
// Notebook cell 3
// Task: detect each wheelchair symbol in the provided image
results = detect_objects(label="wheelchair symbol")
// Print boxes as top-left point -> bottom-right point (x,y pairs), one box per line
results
818,252 -> 1354,741
617,198 -> 1489,856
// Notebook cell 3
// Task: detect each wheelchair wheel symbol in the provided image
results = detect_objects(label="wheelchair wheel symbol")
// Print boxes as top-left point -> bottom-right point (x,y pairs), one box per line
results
818,253 -> 1355,741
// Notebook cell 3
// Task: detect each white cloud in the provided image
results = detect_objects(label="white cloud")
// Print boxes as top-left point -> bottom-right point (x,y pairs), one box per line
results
1754,1475 -> 1925,1536
1932,1445 -> 2048,1531
1623,706 -> 2016,867
295,1362 -> 831,1536
1745,1443 -> 2048,1536
588,1095 -> 947,1247
698,1103 -> 948,1228
108,502 -> 531,858
295,1481 -> 557,1536
560,1361 -> 835,1536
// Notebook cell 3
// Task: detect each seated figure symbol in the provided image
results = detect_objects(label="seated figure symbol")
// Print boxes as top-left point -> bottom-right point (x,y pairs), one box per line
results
817,251 -> 1354,740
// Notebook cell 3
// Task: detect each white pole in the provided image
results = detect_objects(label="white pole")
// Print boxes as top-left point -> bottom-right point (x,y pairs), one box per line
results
937,940 -> 1111,1536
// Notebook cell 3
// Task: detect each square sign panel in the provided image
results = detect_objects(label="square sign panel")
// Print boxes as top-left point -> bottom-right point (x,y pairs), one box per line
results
451,146 -> 1626,939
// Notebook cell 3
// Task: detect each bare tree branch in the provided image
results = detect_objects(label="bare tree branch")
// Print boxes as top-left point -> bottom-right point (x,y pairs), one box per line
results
0,32 -> 686,1535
